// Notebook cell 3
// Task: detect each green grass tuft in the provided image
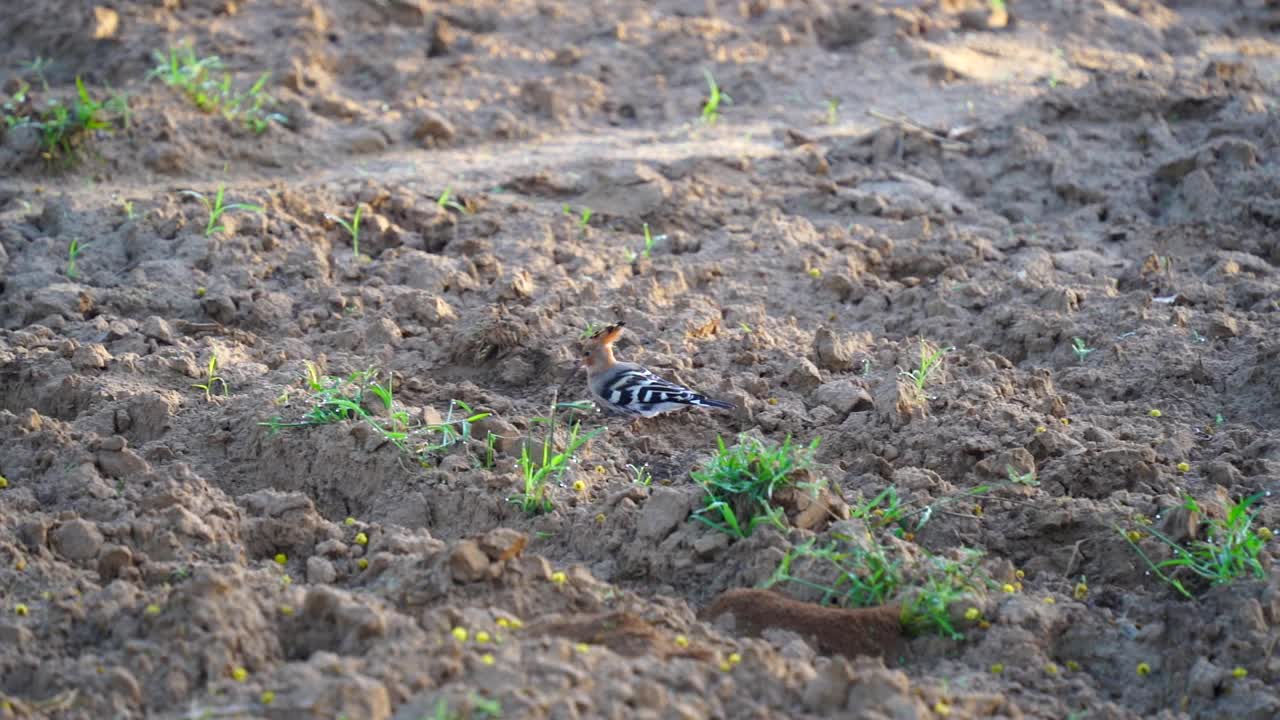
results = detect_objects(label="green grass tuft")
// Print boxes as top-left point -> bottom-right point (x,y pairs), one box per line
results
180,184 -> 265,237
691,434 -> 820,538
1120,493 -> 1269,598
149,43 -> 285,133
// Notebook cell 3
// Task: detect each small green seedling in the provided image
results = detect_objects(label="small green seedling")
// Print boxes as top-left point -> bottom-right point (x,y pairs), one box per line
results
24,56 -> 51,92
899,342 -> 954,395
437,187 -> 468,213
562,204 -> 592,230
181,184 -> 265,237
192,354 -> 229,401
826,97 -> 841,125
119,199 -> 136,220
509,402 -> 604,515
625,223 -> 664,263
325,205 -> 363,258
66,238 -> 84,279
1007,465 -> 1040,487
626,463 -> 652,486
1121,493 -> 1269,599
701,69 -> 731,125
579,321 -> 600,339
1071,337 -> 1094,364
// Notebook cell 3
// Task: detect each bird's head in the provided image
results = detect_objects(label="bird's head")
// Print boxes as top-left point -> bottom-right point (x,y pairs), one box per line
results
579,321 -> 624,375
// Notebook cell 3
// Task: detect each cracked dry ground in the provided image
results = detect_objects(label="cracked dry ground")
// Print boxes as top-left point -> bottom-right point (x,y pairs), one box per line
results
2,1 -> 1280,719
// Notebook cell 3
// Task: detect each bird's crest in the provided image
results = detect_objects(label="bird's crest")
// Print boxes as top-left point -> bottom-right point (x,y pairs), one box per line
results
589,321 -> 625,347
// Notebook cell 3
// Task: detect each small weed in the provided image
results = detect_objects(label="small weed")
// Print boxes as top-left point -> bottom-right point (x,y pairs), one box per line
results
1071,337 -> 1095,363
65,238 -> 85,279
625,222 -> 664,263
324,205 -> 363,258
851,483 -> 996,537
701,69 -> 731,124
899,341 -> 953,396
260,364 -> 491,463
562,204 -> 592,231
767,535 -> 992,639
119,198 -> 136,220
180,184 -> 265,237
3,76 -> 129,164
509,401 -> 604,515
149,43 -> 285,133
192,354 -> 229,401
826,97 -> 841,125
1120,493 -> 1269,598
691,434 -> 820,538
626,463 -> 652,486
437,187 -> 469,213
579,322 -> 601,339
1007,465 -> 1040,487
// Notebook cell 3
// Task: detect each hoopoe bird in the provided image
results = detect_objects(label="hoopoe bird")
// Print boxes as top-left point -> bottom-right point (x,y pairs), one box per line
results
581,322 -> 735,418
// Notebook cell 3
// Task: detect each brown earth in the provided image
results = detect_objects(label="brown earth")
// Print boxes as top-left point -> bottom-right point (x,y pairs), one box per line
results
2,0 -> 1280,718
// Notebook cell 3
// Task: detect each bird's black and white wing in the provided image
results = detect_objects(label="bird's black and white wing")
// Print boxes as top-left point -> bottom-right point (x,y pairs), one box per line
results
594,365 -> 734,418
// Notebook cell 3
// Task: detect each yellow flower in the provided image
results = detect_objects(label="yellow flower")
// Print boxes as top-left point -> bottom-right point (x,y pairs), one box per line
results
1074,581 -> 1088,600
1258,528 -> 1273,542
990,663 -> 1004,674
728,652 -> 742,666
357,558 -> 369,570
1015,569 -> 1025,580
14,557 -> 26,571
14,604 -> 28,616
1035,426 -> 1047,433
280,574 -> 292,586
232,667 -> 248,682
274,553 -> 287,565
354,532 -> 369,546
1148,409 -> 1162,418
279,605 -> 295,616
572,480 -> 586,493
480,653 -> 495,666
767,398 -> 778,406
0,475 -> 8,489
195,287 -> 207,298
496,618 -> 510,629
1014,582 -> 1023,592
933,700 -> 951,716
973,505 -> 983,516
594,465 -> 606,475
594,513 -> 606,524
1176,462 -> 1190,473
452,627 -> 469,643
1002,584 -> 1016,594
978,620 -> 991,629
1043,597 -> 1056,605
1060,418 -> 1070,425
1232,667 -> 1247,679
475,631 -> 491,644
719,659 -> 733,672
344,517 -> 356,526
1044,663 -> 1058,676
964,608 -> 981,621
903,532 -> 916,542
1136,662 -> 1151,677
551,571 -> 567,585
508,618 -> 524,630
1126,530 -> 1143,542
1066,661 -> 1080,672
575,643 -> 589,653
145,604 -> 162,616
260,691 -> 275,705
674,634 -> 689,648
808,268 -> 822,279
